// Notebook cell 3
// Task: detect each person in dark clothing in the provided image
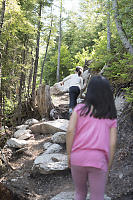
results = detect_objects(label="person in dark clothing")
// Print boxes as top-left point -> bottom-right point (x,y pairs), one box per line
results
61,66 -> 84,114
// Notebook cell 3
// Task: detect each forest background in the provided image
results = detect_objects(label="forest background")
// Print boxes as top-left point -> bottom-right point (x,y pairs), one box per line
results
0,0 -> 133,127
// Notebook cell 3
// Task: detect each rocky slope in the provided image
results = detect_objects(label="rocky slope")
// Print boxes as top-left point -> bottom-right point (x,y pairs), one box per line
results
0,95 -> 133,200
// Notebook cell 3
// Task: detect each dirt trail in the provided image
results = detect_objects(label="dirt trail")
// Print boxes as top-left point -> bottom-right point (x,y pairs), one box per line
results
0,93 -> 133,200
0,93 -> 72,200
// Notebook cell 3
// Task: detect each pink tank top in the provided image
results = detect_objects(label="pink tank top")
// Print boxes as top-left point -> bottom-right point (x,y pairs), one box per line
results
71,104 -> 117,172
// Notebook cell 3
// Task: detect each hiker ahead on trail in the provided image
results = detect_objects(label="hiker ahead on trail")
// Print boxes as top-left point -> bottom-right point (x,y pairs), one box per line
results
61,66 -> 84,115
66,75 -> 117,200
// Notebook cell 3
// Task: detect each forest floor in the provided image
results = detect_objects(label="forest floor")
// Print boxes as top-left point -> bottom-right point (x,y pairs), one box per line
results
0,93 -> 133,200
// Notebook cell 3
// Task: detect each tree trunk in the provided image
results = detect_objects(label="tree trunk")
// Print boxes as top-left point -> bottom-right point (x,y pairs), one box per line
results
0,0 -> 6,36
57,0 -> 62,82
107,0 -> 111,52
17,49 -> 26,124
32,2 -> 42,104
0,53 -> 2,128
35,84 -> 53,118
112,0 -> 133,55
0,0 -> 6,128
27,51 -> 34,97
40,9 -> 53,85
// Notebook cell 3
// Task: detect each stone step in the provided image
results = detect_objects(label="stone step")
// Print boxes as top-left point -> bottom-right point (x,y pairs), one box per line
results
51,191 -> 111,200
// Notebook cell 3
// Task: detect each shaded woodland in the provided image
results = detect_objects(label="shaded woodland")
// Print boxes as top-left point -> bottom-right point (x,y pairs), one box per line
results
0,1 -> 133,200
0,0 -> 133,127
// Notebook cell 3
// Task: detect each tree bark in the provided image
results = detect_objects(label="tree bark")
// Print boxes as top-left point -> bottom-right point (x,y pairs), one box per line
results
107,0 -> 111,52
57,0 -> 62,82
0,0 -> 6,127
27,51 -> 34,97
0,53 -> 2,128
35,84 -> 53,118
112,0 -> 133,55
32,2 -> 42,104
40,9 -> 53,85
17,49 -> 26,124
0,0 -> 6,36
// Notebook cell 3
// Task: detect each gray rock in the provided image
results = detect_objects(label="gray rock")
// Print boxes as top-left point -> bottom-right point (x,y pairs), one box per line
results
51,192 -> 75,200
24,118 -> 39,126
30,119 -> 68,134
33,153 -> 68,174
43,142 -> 53,150
45,144 -> 62,154
51,132 -> 66,144
51,192 -> 111,200
6,138 -> 30,148
16,125 -> 29,130
14,129 -> 32,140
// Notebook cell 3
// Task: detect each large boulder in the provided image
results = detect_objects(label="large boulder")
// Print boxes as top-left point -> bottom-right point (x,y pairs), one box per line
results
50,82 -> 66,95
32,153 -> 68,174
29,119 -> 68,134
50,70 -> 91,95
14,129 -> 32,140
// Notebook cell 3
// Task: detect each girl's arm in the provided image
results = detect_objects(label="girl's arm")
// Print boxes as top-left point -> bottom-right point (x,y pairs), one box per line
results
108,127 -> 117,170
66,111 -> 78,168
60,74 -> 72,86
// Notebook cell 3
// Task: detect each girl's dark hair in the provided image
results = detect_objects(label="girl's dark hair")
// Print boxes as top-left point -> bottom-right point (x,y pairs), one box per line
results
80,75 -> 117,119
75,66 -> 83,77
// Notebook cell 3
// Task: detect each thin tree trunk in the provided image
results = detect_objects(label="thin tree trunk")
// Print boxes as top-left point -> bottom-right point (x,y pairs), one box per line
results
0,53 -> 2,128
18,49 -> 25,124
32,4 -> 42,103
0,0 -> 6,127
112,0 -> 133,55
17,70 -> 23,124
107,0 -> 111,52
0,0 -> 6,36
32,2 -> 42,104
57,0 -> 62,82
27,51 -> 34,97
40,11 -> 53,85
2,94 -> 7,131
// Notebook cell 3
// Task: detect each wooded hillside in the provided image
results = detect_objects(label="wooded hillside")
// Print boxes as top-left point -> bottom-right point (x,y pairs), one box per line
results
0,0 -> 133,127
0,1 -> 133,200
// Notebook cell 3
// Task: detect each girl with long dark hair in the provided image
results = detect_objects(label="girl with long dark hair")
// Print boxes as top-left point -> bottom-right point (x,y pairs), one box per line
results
66,75 -> 117,200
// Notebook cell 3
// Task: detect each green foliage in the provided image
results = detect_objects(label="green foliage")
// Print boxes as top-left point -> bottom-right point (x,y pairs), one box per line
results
103,54 -> 133,88
117,0 -> 133,44
1,0 -> 133,126
74,48 -> 90,66
87,24 -> 133,102
63,15 -> 97,58
124,87 -> 133,103
0,0 -> 36,124
4,96 -> 16,116
87,30 -> 109,71
39,44 -> 74,85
